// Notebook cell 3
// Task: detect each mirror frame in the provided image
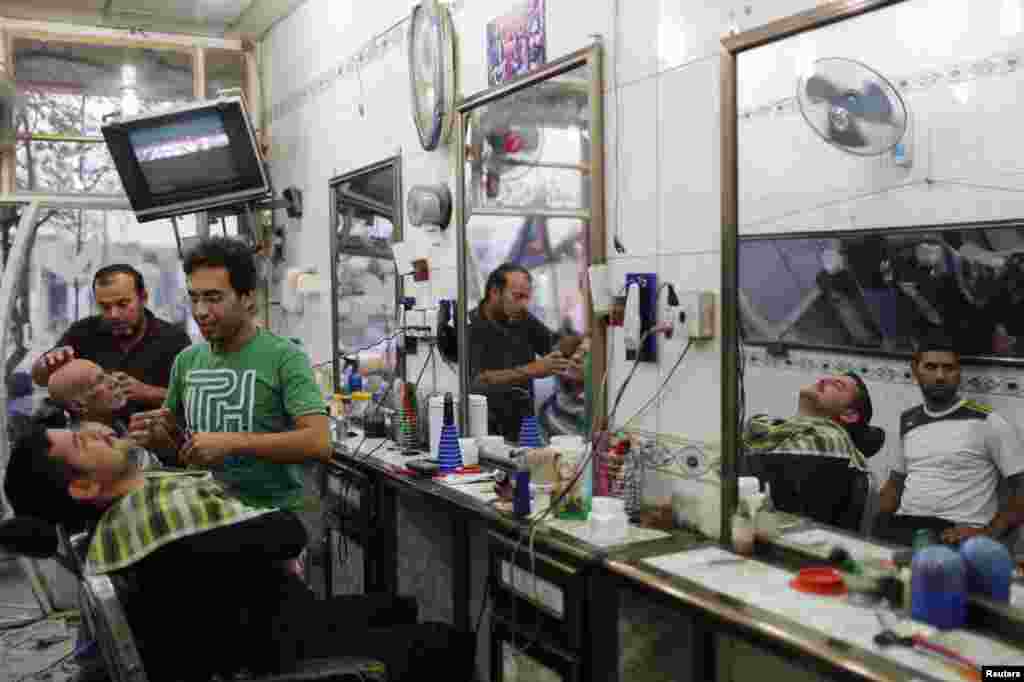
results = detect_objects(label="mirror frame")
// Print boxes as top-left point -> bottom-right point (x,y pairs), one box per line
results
721,0 -> 1024,639
328,156 -> 404,395
454,44 -> 606,435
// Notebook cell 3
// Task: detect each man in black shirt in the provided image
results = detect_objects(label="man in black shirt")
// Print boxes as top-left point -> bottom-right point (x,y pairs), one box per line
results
468,262 -> 572,440
3,422 -> 474,682
31,264 -> 192,420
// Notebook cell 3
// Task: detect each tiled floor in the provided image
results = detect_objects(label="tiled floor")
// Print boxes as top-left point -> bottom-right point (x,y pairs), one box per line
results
0,554 -> 94,681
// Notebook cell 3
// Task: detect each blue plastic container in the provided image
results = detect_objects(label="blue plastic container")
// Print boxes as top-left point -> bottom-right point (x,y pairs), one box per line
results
911,545 -> 967,630
960,535 -> 1013,603
513,466 -> 531,517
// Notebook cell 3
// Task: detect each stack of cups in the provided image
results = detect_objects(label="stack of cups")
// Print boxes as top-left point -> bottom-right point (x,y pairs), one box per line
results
399,406 -> 418,451
518,415 -> 542,448
437,423 -> 463,472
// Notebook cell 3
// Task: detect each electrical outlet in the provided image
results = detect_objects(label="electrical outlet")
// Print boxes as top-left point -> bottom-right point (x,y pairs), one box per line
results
679,291 -> 715,340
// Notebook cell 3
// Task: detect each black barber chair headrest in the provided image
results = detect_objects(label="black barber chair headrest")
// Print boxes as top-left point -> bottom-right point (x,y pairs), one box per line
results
848,424 -> 886,458
0,517 -> 59,558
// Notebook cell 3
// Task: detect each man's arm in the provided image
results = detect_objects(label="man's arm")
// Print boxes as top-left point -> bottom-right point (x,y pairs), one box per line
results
943,414 -> 1024,543
980,473 -> 1024,539
477,354 -> 568,385
181,414 -> 331,467
31,339 -> 77,387
878,472 -> 907,514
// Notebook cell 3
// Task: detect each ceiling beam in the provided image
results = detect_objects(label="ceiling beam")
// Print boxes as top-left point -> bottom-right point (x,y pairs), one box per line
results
227,0 -> 308,39
0,15 -> 243,51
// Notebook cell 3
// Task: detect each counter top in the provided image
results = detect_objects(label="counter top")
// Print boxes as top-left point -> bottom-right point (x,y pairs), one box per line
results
331,436 -> 1024,681
331,436 -> 698,564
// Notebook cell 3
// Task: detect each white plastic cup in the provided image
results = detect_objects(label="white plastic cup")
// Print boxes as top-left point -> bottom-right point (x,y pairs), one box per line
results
468,394 -> 488,438
458,438 -> 479,467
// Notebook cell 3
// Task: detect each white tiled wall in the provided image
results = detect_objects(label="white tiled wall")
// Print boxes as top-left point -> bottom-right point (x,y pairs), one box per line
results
261,0 -> 837,486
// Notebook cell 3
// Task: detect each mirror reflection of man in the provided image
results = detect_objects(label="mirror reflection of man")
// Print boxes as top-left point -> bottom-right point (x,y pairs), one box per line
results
30,264 -> 192,420
468,263 -> 574,442
875,332 -> 1024,546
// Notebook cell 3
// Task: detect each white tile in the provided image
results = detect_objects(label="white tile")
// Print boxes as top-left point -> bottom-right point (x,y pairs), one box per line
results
546,0 -> 614,88
657,0 -> 732,72
615,78 -> 659,259
616,0 -> 660,84
658,58 -> 721,255
655,252 -> 721,444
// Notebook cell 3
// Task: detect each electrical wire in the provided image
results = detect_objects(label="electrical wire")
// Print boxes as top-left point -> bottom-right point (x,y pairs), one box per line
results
621,338 -> 693,430
507,325 -> 659,654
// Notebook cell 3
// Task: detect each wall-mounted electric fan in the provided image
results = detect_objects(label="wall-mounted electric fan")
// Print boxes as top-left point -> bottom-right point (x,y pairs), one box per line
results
797,58 -> 908,156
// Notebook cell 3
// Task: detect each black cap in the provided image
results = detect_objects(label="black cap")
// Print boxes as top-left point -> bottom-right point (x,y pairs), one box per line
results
843,371 -> 873,425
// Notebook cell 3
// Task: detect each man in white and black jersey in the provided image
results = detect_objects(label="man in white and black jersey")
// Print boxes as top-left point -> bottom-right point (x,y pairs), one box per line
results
875,332 -> 1024,547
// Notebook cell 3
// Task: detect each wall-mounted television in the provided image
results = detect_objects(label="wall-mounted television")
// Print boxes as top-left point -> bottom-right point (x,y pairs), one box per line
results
739,223 -> 1024,365
102,97 -> 270,223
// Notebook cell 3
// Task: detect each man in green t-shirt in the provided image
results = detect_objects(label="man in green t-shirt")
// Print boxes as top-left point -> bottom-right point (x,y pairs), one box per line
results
127,237 -> 330,513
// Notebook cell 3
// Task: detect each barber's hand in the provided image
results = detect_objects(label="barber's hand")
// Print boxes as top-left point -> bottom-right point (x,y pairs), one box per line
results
111,372 -> 154,404
941,525 -> 988,545
536,352 -> 572,378
36,346 -> 75,374
561,337 -> 590,381
179,432 -> 237,468
128,408 -> 177,450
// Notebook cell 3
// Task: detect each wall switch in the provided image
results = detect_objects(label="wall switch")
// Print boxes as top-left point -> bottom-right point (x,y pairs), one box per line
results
680,291 -> 716,340
624,273 -> 657,361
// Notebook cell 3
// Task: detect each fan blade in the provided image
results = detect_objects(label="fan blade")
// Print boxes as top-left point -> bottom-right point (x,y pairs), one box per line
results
844,81 -> 894,124
829,117 -> 869,148
805,74 -> 840,102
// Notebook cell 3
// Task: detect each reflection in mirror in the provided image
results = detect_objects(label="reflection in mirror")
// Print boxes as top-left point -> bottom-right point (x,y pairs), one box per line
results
330,160 -> 402,396
739,226 -> 1024,360
459,51 -> 600,444
2,204 -> 193,419
736,0 -> 1024,554
464,65 -> 591,213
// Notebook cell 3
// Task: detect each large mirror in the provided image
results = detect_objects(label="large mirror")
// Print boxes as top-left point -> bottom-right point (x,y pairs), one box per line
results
724,0 -> 1024,623
328,158 -> 403,396
456,45 -> 605,442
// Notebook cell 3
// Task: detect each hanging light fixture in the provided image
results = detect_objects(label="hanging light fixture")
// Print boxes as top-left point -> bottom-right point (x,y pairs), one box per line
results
121,62 -> 140,117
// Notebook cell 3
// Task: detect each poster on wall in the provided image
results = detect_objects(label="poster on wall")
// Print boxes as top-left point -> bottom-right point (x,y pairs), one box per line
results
487,0 -> 546,87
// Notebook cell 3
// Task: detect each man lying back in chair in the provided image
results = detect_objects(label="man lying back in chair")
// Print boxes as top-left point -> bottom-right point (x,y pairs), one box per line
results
4,421 -> 475,682
743,372 -> 885,532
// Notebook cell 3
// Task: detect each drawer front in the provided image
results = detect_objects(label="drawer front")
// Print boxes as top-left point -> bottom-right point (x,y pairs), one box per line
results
324,461 -> 375,534
492,616 -> 582,682
488,531 -> 585,651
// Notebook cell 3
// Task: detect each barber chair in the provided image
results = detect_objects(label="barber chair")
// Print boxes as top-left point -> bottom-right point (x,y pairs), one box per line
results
745,427 -> 885,534
0,518 -> 386,682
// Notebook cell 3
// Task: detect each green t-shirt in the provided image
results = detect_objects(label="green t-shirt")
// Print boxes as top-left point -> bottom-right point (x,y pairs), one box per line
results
164,328 -> 327,510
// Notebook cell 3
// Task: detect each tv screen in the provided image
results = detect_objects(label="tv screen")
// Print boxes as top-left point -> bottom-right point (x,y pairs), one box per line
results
103,97 -> 270,223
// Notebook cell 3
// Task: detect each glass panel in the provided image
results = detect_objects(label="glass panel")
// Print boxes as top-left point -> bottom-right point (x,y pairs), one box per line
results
4,205 -> 195,416
331,163 -> 401,389
205,48 -> 245,100
13,39 -> 194,193
733,0 -> 1024,566
464,64 -> 591,212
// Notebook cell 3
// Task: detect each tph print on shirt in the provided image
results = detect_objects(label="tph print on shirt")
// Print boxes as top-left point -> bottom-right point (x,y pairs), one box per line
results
184,369 -> 257,433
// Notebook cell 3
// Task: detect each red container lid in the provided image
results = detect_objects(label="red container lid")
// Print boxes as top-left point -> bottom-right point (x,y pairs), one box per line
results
790,567 -> 847,596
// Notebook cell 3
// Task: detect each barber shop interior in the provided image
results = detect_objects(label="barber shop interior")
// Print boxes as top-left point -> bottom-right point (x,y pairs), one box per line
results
1,0 -> 1024,680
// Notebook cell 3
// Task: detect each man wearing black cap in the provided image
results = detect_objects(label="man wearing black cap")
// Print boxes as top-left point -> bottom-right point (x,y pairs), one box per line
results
875,332 -> 1024,546
743,371 -> 885,532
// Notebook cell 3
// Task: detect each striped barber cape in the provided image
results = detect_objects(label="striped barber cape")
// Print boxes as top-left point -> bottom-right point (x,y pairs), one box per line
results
85,470 -> 275,575
743,415 -> 868,471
